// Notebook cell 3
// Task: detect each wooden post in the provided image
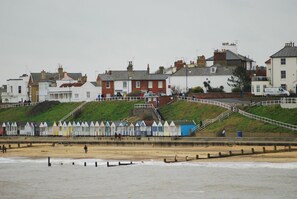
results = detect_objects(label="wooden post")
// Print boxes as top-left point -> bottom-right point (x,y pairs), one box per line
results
185,156 -> 189,161
18,143 -> 20,148
84,162 -> 87,167
241,149 -> 244,155
9,144 -> 11,149
48,157 -> 51,167
251,148 -> 255,154
174,155 -> 177,162
196,155 -> 199,159
207,153 -> 210,158
95,162 -> 97,167
163,159 -> 167,163
229,151 -> 232,156
72,162 -> 75,165
263,147 -> 266,153
289,145 -> 291,151
274,146 -> 277,151
107,162 -> 110,167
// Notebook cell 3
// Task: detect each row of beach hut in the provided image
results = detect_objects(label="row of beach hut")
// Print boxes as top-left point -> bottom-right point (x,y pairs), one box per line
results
1,120 -> 197,137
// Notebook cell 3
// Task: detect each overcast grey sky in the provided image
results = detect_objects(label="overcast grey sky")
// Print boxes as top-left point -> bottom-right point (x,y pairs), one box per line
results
0,0 -> 296,84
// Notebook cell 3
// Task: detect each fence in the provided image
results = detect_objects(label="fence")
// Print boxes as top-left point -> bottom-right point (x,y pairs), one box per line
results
177,96 -> 232,110
238,109 -> 297,131
59,101 -> 88,122
134,104 -> 162,121
0,102 -> 38,109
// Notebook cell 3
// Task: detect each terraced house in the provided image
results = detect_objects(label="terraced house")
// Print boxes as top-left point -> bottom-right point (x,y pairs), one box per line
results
97,61 -> 170,98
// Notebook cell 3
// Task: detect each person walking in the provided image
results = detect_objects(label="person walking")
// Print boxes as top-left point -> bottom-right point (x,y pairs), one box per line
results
84,145 -> 88,153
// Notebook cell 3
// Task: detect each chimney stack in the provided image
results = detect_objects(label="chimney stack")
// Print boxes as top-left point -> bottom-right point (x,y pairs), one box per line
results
147,64 -> 150,74
127,61 -> 133,72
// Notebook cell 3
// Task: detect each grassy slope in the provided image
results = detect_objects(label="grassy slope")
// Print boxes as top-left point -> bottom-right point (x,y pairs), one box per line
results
0,103 -> 81,122
68,100 -> 143,121
158,100 -> 226,123
199,113 -> 294,134
244,105 -> 297,125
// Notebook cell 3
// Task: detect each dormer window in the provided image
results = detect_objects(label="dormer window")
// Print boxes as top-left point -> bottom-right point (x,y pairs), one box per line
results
210,67 -> 217,73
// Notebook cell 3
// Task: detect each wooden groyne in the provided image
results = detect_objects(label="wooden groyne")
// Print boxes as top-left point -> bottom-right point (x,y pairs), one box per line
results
47,157 -> 134,167
164,146 -> 296,163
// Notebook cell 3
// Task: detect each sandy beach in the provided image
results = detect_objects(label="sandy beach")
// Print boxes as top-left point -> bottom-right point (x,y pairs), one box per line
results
1,143 -> 297,163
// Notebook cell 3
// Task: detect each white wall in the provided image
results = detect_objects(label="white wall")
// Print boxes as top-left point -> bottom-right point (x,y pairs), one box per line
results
114,80 -> 131,96
271,57 -> 297,93
168,75 -> 233,93
1,76 -> 29,103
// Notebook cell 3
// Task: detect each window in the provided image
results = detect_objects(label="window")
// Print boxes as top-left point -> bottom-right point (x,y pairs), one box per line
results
136,81 -> 140,88
263,85 -> 267,92
158,81 -> 163,88
251,85 -> 254,93
86,92 -> 90,98
210,67 -> 216,73
18,86 -> 21,94
123,81 -> 127,88
281,71 -> 286,79
106,81 -> 110,88
281,84 -> 287,90
281,58 -> 286,65
148,81 -> 153,89
256,85 -> 260,92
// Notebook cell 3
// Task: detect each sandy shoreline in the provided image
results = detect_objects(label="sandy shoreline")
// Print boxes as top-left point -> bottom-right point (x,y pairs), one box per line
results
1,143 -> 297,163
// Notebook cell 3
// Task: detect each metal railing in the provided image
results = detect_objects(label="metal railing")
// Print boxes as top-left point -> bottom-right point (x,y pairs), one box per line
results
59,101 -> 88,122
238,109 -> 297,131
196,110 -> 233,131
0,102 -> 39,109
97,96 -> 142,101
134,104 -> 162,121
177,96 -> 232,110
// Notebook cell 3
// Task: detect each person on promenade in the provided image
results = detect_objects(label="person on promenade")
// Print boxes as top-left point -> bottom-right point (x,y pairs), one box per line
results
84,145 -> 88,153
222,128 -> 226,137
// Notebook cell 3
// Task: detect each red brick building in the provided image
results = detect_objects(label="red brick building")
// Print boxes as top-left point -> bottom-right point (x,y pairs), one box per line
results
97,62 -> 169,97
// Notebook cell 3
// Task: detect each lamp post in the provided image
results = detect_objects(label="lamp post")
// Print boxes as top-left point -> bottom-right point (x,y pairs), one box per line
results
185,65 -> 191,93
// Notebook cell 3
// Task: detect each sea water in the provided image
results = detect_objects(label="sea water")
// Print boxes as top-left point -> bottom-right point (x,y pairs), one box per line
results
0,157 -> 297,199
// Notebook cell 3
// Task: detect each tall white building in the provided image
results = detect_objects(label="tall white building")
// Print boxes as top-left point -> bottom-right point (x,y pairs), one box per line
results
1,74 -> 29,103
270,42 -> 297,93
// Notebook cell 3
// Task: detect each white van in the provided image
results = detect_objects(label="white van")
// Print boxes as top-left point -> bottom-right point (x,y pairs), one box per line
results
263,87 -> 290,96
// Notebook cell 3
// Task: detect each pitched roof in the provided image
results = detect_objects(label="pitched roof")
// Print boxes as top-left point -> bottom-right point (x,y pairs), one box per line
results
171,65 -> 236,77
270,46 -> 297,58
30,72 -> 82,83
206,50 -> 254,62
98,70 -> 169,81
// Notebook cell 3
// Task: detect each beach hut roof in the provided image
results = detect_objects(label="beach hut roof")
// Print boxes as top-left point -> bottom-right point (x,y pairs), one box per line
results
68,122 -> 72,127
163,121 -> 169,126
90,121 -> 95,127
169,121 -> 175,126
39,123 -> 44,128
2,122 -> 6,127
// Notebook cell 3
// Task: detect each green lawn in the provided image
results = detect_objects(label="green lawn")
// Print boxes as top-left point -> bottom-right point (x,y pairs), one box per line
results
68,100 -> 143,121
158,100 -> 226,123
0,102 -> 81,122
244,105 -> 297,125
199,113 -> 295,134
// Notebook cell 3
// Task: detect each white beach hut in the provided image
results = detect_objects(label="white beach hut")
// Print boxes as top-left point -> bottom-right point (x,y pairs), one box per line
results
94,121 -> 100,136
52,122 -> 59,136
99,121 -> 105,136
163,121 -> 170,136
89,121 -> 95,136
128,123 -> 134,136
157,121 -> 163,136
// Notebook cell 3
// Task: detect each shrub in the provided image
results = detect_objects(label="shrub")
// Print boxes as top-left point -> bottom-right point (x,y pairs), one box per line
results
191,86 -> 204,93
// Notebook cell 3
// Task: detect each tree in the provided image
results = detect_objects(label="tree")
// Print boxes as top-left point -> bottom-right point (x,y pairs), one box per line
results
227,67 -> 250,92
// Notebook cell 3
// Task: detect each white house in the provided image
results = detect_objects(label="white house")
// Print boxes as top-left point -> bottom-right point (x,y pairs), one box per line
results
269,42 -> 297,94
168,65 -> 236,93
1,74 -> 30,103
39,73 -> 101,102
